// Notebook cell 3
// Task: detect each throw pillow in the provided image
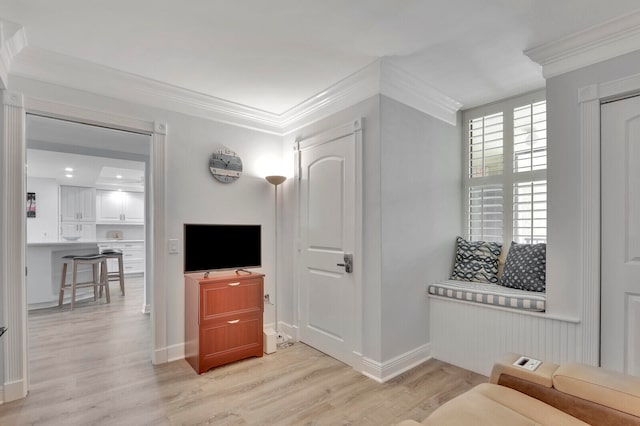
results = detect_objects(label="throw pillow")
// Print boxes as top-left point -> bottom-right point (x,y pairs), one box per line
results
450,236 -> 502,283
500,242 -> 546,292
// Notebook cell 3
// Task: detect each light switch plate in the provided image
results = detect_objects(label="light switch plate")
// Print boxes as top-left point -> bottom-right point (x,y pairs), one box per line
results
168,238 -> 179,254
513,356 -> 542,371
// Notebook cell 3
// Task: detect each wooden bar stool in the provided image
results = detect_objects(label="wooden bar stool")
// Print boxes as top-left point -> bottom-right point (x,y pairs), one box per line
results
58,254 -> 110,310
100,249 -> 125,296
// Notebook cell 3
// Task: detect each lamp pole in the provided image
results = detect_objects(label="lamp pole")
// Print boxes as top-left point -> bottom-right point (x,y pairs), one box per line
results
265,175 -> 286,344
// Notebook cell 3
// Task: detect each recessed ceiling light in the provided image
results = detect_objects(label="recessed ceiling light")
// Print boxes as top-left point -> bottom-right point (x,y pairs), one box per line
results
116,175 -> 123,179
64,167 -> 73,172
65,173 -> 73,178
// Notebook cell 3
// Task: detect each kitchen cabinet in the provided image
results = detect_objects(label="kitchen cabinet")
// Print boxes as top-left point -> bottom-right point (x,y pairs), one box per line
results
98,241 -> 144,275
60,223 -> 96,240
60,186 -> 96,222
96,190 -> 144,224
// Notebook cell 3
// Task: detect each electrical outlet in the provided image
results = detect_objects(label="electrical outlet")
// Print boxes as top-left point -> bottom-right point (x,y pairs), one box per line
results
264,294 -> 271,303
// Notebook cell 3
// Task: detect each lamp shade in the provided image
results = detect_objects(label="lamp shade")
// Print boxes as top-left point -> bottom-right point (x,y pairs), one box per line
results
265,175 -> 287,186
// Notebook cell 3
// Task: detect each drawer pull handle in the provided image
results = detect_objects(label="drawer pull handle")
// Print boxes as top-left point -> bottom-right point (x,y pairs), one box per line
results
228,282 -> 240,286
227,319 -> 240,324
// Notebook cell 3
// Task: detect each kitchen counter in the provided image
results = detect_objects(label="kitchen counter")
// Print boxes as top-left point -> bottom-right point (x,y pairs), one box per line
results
27,239 -> 145,309
28,239 -> 143,246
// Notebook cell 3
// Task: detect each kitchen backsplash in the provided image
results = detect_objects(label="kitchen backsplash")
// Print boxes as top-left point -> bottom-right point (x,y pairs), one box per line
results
97,224 -> 145,240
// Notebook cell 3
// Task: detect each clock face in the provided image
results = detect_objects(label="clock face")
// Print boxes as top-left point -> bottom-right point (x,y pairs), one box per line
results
209,151 -> 243,183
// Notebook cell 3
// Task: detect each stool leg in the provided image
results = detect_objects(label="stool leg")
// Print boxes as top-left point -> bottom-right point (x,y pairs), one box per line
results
118,256 -> 125,296
102,259 -> 110,304
71,261 -> 78,310
92,263 -> 98,301
58,262 -> 67,307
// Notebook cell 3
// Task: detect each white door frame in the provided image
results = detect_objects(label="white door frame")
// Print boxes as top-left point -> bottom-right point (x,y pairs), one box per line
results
1,91 -> 168,402
293,118 -> 363,368
579,73 -> 640,366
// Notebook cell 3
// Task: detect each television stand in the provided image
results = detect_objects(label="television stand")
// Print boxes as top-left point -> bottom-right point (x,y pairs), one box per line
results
184,272 -> 264,374
235,268 -> 252,275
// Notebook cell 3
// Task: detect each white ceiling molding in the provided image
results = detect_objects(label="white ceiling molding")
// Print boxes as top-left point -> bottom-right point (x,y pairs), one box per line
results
0,20 -> 27,89
10,47 -> 462,135
380,59 -> 462,126
525,9 -> 640,78
280,61 -> 381,135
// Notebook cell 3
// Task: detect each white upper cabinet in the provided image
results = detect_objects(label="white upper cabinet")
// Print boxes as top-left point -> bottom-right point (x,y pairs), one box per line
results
60,186 -> 96,222
96,190 -> 144,224
123,191 -> 145,223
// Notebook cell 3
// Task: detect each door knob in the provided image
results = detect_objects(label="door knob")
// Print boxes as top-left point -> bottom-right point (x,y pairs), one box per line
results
337,253 -> 353,273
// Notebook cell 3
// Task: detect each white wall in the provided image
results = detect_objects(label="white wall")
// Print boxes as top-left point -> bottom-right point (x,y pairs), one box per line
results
380,96 -> 461,361
9,75 -> 283,355
26,177 -> 58,242
546,49 -> 640,319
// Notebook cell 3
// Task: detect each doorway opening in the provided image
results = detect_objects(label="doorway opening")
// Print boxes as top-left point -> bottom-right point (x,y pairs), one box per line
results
25,113 -> 153,388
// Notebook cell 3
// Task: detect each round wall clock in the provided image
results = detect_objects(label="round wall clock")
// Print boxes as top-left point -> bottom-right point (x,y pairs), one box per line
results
209,148 -> 243,183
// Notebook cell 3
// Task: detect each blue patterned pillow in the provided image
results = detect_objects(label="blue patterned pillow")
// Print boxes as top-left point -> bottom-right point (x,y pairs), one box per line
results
450,237 -> 502,283
499,242 -> 546,292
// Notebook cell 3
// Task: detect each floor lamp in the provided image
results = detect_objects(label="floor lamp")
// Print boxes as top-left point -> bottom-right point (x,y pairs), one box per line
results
265,175 -> 287,347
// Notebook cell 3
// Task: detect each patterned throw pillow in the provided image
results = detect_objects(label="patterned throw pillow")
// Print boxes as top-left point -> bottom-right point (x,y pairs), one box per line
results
500,242 -> 546,292
450,236 -> 502,283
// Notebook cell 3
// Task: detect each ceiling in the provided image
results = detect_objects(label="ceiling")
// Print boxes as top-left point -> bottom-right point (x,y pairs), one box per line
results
26,115 -> 147,191
2,1 -> 640,113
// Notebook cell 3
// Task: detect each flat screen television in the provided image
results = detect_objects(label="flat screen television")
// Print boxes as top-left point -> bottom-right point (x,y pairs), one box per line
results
184,224 -> 261,273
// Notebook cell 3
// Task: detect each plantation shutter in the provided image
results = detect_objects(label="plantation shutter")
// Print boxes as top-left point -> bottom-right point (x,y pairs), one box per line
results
464,92 -> 546,245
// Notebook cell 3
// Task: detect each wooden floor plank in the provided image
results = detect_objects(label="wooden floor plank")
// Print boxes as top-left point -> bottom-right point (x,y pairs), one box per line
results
0,277 -> 486,425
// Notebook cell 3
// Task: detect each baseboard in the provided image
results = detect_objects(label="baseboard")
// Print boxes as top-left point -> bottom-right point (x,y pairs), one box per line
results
152,347 -> 168,365
0,386 -> 4,404
167,343 -> 185,362
141,303 -> 150,314
2,379 -> 27,403
362,343 -> 432,383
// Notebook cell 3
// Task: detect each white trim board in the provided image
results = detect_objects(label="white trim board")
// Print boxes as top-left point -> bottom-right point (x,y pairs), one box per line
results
9,46 -> 461,133
525,9 -> 640,78
361,344 -> 432,383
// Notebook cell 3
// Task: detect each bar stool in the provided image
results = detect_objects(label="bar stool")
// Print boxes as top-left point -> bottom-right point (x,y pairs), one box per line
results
101,249 -> 125,296
58,254 -> 110,310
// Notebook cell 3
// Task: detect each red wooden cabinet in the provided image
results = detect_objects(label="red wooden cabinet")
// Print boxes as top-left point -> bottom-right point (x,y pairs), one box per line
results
185,272 -> 264,374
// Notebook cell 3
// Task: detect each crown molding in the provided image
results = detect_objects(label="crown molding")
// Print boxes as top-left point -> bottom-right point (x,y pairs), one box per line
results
380,59 -> 461,126
0,20 -> 27,89
280,60 -> 381,134
525,9 -> 640,78
9,47 -> 461,135
11,47 -> 284,134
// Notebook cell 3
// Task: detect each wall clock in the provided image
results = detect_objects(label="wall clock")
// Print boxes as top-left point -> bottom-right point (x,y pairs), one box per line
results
209,148 -> 243,183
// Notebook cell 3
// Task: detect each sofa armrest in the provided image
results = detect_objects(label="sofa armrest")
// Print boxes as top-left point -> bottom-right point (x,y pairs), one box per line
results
553,363 -> 640,418
489,353 -> 559,388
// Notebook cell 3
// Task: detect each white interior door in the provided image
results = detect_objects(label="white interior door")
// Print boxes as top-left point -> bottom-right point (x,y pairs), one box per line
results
601,95 -> 640,376
298,121 -> 361,368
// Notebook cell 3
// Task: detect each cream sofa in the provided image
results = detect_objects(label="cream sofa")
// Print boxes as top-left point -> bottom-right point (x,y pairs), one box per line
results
399,353 -> 640,425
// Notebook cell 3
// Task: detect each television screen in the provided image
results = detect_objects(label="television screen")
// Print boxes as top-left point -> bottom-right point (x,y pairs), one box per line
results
184,224 -> 261,273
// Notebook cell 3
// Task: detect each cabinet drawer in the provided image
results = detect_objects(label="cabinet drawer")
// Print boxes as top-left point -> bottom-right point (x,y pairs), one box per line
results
199,313 -> 262,366
200,278 -> 262,321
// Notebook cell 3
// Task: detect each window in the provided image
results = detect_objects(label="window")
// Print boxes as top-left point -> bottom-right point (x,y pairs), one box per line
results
463,92 -> 547,245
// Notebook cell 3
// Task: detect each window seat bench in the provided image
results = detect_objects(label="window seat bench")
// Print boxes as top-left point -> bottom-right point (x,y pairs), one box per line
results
428,280 -> 546,312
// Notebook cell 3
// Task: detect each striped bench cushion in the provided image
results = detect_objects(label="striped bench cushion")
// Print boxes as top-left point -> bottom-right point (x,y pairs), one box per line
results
428,280 -> 546,312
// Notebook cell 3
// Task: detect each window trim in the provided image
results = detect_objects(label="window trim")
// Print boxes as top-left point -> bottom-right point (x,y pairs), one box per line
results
462,89 -> 546,244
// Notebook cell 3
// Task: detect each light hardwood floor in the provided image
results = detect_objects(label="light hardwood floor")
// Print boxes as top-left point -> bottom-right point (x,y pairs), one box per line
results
0,278 -> 486,425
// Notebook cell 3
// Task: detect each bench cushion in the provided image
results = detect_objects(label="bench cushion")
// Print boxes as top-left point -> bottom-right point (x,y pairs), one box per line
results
428,279 -> 546,312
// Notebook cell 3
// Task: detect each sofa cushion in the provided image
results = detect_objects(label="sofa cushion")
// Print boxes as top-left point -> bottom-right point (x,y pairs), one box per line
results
500,242 -> 546,292
450,237 -> 502,284
422,383 -> 588,426
553,363 -> 640,417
